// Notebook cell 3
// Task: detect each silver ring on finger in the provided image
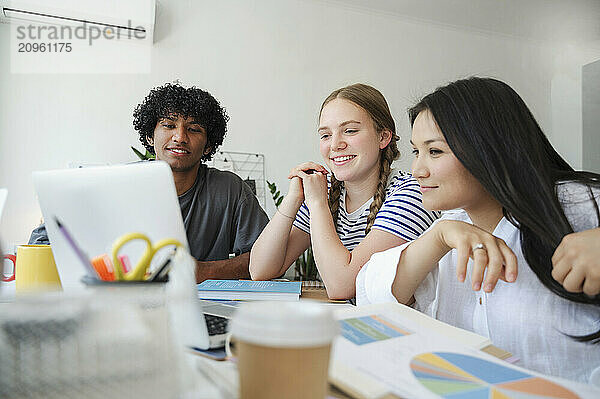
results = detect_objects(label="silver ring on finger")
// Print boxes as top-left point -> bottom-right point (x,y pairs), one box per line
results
472,243 -> 486,252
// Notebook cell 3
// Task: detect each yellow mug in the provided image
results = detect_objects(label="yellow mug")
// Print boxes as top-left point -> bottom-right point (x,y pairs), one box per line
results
15,245 -> 62,292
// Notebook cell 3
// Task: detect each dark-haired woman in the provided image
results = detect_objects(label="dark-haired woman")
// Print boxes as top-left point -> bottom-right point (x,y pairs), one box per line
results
356,77 -> 600,383
250,84 -> 438,299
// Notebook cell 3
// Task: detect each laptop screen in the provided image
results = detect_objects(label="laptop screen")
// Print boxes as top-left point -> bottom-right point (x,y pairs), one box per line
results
0,188 -> 7,223
0,188 -> 6,259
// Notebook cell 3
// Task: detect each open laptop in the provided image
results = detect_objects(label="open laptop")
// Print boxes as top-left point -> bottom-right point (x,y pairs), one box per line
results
0,189 -> 6,221
0,188 -> 7,270
33,161 -> 229,349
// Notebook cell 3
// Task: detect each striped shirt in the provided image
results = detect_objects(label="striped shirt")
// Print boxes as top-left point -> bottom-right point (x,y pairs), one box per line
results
293,169 -> 440,250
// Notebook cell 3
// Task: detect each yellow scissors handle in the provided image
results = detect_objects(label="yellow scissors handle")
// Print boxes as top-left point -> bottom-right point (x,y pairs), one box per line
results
112,233 -> 183,281
152,238 -> 184,253
112,232 -> 152,281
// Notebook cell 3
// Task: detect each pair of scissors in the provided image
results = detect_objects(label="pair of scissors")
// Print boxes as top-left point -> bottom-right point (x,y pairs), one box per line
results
110,232 -> 183,281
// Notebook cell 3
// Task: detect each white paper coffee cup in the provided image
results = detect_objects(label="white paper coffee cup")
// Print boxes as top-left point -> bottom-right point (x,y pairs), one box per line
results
230,301 -> 338,399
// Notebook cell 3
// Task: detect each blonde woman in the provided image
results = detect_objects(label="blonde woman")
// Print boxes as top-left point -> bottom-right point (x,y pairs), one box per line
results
250,84 -> 438,299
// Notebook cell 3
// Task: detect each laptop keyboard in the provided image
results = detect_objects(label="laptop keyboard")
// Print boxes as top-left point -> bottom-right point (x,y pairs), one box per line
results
204,313 -> 229,336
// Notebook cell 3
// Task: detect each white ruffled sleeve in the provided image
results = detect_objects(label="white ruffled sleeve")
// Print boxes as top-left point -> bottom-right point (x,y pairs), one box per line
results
355,242 -> 411,306
356,213 -> 454,307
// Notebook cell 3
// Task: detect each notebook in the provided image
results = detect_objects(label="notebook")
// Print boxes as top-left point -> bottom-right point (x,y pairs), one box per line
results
197,279 -> 302,301
33,161 -> 229,349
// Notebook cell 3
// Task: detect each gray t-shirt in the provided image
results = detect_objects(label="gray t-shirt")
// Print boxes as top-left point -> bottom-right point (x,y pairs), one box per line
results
29,165 -> 269,262
180,165 -> 268,261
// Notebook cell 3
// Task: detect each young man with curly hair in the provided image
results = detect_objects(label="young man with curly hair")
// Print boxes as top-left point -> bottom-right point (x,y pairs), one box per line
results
30,82 -> 269,282
132,82 -> 269,282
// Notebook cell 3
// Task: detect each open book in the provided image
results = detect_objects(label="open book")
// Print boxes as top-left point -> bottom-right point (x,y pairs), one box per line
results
329,303 -> 599,399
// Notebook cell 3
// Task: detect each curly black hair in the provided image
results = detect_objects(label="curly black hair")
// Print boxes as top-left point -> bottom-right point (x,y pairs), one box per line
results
132,82 -> 229,162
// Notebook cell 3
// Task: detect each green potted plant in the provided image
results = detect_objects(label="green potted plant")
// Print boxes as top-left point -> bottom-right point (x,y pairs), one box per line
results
267,181 -> 319,281
131,146 -> 155,160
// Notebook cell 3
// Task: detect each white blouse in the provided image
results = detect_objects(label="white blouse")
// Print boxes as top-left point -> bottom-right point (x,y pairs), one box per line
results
356,183 -> 600,384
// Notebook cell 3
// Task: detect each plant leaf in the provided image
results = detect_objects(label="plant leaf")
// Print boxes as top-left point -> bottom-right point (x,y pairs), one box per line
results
275,197 -> 283,207
131,146 -> 146,160
131,146 -> 155,160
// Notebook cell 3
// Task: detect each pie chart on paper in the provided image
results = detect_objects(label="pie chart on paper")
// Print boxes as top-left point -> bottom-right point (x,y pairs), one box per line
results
410,352 -> 579,399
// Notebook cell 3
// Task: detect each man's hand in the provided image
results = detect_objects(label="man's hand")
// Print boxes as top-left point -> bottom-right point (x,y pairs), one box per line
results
552,228 -> 600,296
195,252 -> 251,283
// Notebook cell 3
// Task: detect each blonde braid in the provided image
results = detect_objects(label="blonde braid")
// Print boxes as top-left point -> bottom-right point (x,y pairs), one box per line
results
328,176 -> 343,231
365,134 -> 399,234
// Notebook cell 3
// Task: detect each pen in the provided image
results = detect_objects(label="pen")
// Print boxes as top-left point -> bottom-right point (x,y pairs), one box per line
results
53,216 -> 99,279
149,257 -> 172,282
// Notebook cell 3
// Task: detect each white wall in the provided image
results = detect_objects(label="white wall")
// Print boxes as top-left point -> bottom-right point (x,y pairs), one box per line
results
583,59 -> 600,173
0,0 -> 597,248
550,45 -> 600,170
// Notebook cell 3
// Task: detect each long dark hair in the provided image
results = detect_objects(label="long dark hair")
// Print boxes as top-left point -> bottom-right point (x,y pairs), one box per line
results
408,77 -> 600,342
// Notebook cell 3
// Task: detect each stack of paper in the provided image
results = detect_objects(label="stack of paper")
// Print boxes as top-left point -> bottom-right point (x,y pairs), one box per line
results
330,303 -> 600,399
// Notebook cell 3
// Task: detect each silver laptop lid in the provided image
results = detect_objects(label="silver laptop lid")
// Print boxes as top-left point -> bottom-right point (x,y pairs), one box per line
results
32,161 -> 189,290
0,189 -> 7,223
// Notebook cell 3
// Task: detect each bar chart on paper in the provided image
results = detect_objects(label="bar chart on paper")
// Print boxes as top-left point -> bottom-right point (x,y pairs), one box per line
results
410,352 -> 579,399
339,315 -> 413,345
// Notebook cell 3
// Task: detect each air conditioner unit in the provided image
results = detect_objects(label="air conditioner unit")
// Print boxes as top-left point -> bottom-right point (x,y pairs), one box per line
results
0,0 -> 156,43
